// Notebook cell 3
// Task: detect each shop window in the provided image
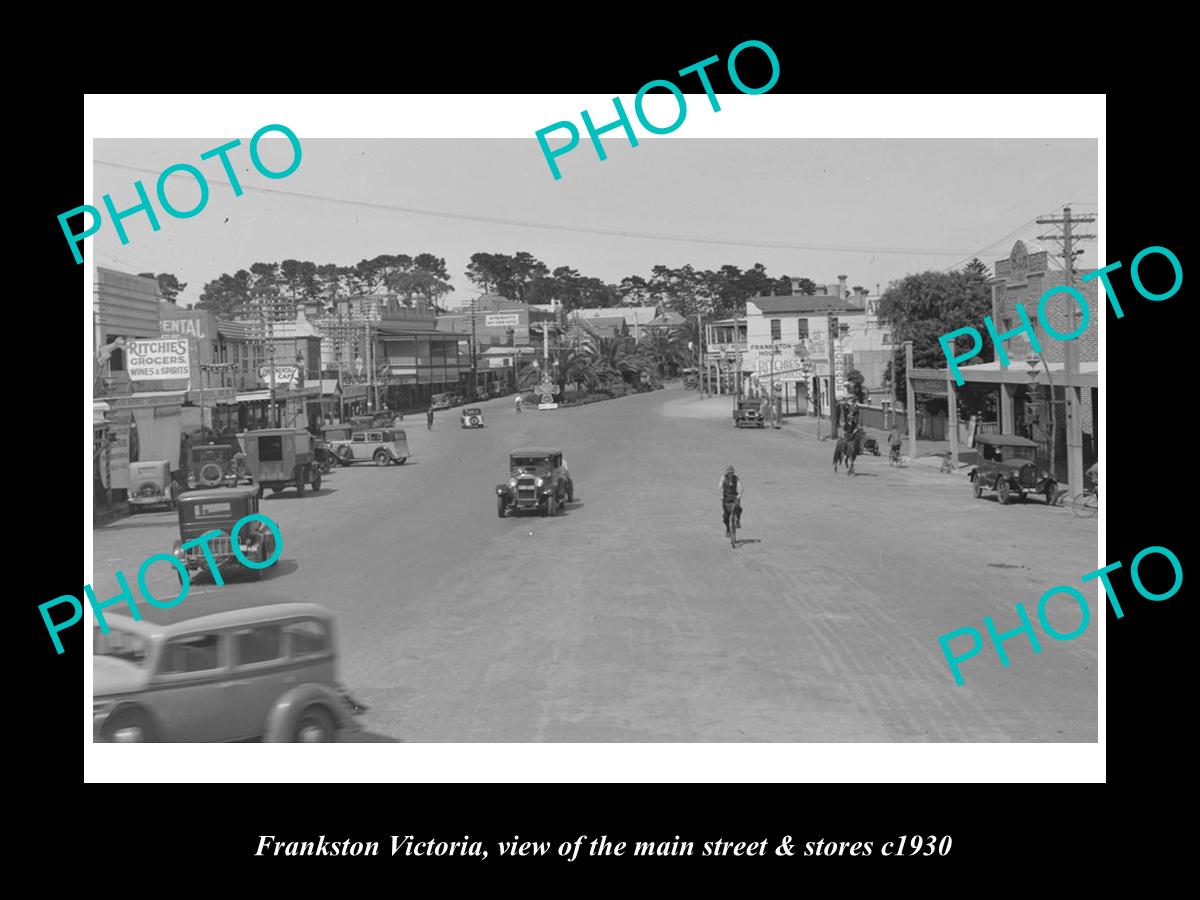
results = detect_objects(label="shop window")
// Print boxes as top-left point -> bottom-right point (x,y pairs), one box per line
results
770,320 -> 781,341
797,319 -> 809,339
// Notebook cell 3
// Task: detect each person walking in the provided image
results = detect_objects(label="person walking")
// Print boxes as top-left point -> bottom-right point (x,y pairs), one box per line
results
426,407 -> 434,431
888,422 -> 904,466
515,393 -> 522,414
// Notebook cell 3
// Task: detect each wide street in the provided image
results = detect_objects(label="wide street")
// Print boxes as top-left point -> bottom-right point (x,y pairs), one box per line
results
91,384 -> 1098,742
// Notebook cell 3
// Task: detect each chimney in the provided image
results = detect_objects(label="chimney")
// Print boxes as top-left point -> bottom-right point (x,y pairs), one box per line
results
837,275 -> 848,300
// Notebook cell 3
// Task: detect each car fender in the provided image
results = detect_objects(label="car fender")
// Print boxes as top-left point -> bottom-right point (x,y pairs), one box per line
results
263,683 -> 360,742
95,700 -> 164,741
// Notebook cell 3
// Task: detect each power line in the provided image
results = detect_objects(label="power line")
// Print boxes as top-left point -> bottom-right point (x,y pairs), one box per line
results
94,158 -> 973,257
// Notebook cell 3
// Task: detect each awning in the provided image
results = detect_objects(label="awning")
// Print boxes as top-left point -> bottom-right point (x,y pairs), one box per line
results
236,390 -> 273,403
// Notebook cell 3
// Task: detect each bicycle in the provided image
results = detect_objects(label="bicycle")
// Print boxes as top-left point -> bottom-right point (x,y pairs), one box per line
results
724,499 -> 741,549
1070,485 -> 1098,518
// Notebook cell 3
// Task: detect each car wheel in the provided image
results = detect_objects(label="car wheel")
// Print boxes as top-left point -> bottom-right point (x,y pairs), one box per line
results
374,449 -> 390,466
338,446 -> 354,466
397,457 -> 407,465
294,467 -> 306,497
497,496 -> 507,518
996,478 -> 1011,505
292,705 -> 336,743
972,477 -> 983,499
548,495 -> 557,517
567,482 -> 574,503
102,707 -> 157,743
1045,484 -> 1058,505
310,468 -> 322,491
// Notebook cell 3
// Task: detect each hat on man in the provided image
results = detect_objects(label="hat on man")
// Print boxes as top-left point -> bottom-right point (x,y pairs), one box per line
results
726,465 -> 735,474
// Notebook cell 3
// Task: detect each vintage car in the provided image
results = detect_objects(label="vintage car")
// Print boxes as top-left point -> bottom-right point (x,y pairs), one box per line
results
460,407 -> 485,428
93,591 -> 366,742
327,428 -> 409,466
430,392 -> 454,411
496,446 -> 574,518
968,433 -> 1058,505
187,443 -> 254,490
239,428 -> 321,495
128,460 -> 175,511
172,486 -> 280,583
733,400 -> 765,429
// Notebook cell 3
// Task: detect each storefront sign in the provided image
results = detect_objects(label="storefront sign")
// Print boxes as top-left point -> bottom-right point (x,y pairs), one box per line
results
160,316 -> 207,339
832,338 -> 846,396
487,356 -> 513,368
259,365 -> 301,387
126,338 -> 190,381
485,313 -> 521,328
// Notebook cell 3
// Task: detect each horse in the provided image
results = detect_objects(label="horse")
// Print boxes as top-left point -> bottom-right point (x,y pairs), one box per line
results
833,427 -> 866,475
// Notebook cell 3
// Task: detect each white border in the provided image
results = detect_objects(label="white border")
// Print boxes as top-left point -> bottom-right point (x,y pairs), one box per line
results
84,94 -> 1104,783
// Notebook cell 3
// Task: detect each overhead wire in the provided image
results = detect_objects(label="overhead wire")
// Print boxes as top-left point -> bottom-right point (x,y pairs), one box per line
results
94,158 -> 974,258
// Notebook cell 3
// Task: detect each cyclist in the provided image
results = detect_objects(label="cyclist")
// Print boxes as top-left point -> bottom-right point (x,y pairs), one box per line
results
719,465 -> 743,537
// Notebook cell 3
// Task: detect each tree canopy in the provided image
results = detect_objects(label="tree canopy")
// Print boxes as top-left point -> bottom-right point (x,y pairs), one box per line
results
138,272 -> 187,304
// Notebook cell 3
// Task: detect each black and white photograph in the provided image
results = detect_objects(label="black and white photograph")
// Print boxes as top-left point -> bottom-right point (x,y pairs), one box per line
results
72,94 -> 1115,787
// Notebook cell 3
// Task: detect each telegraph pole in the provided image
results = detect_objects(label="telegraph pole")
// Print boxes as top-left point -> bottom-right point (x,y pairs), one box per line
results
1037,205 -> 1095,490
904,340 -> 916,455
470,296 -> 480,401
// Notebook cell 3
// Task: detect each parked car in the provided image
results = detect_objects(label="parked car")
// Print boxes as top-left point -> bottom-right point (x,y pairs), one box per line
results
733,400 -> 764,429
172,486 -> 279,583
128,460 -> 175,511
93,591 -> 367,742
968,433 -> 1057,505
496,446 -> 574,518
187,443 -> 254,490
328,428 -> 410,466
239,428 -> 321,496
460,407 -> 485,428
430,392 -> 454,410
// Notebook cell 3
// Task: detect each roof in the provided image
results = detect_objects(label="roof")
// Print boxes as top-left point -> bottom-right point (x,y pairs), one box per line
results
648,311 -> 687,326
574,316 -> 626,333
103,591 -> 331,635
178,486 -> 258,501
511,447 -> 563,456
747,296 -> 862,314
572,306 -> 657,326
975,433 -> 1038,447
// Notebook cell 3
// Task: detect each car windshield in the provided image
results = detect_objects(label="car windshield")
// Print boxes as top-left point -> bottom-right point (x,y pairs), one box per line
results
1010,446 -> 1037,461
95,627 -> 150,668
512,456 -> 552,472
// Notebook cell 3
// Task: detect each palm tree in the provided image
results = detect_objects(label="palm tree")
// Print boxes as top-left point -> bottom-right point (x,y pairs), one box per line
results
641,330 -> 689,378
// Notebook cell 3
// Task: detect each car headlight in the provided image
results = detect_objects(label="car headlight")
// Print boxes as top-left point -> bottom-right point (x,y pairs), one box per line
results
535,476 -> 544,488
507,477 -> 517,488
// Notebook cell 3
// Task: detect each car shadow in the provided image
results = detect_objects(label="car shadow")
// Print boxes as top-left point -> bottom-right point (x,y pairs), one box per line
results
262,487 -> 338,500
258,559 -> 300,581
339,729 -> 401,743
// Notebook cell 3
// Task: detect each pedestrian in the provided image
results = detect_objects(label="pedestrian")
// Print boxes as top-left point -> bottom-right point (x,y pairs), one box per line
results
515,393 -> 522,414
888,422 -> 903,465
426,407 -> 434,430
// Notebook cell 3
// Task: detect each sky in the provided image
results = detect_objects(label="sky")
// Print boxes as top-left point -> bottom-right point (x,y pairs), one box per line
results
90,138 -> 1098,309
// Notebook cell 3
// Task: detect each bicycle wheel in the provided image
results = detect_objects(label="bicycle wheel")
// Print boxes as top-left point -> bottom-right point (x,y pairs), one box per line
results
1071,492 -> 1097,518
